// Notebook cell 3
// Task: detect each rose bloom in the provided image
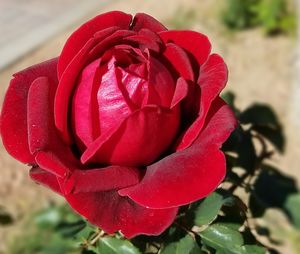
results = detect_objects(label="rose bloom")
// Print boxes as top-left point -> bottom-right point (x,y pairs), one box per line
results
0,11 -> 237,237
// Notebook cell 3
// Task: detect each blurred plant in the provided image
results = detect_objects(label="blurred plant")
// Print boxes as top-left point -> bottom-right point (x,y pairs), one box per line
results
221,0 -> 296,35
222,0 -> 259,30
7,91 -> 300,253
8,205 -> 83,254
0,205 -> 13,226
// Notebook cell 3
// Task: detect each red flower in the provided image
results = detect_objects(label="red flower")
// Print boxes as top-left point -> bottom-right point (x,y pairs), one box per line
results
0,11 -> 237,238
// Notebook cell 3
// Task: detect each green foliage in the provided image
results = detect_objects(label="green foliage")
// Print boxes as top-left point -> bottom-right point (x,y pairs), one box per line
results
285,193 -> 300,229
222,0 -> 259,30
8,205 -> 84,254
221,0 -> 296,35
160,235 -> 197,254
193,190 -> 237,226
96,237 -> 141,254
200,223 -> 244,253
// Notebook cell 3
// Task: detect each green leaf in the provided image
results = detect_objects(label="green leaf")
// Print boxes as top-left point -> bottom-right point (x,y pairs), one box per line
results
239,104 -> 280,127
194,191 -> 235,226
34,206 -> 62,227
97,237 -> 141,254
284,193 -> 300,229
160,235 -> 197,254
75,223 -> 95,241
241,245 -> 267,254
199,223 -> 244,254
56,220 -> 86,237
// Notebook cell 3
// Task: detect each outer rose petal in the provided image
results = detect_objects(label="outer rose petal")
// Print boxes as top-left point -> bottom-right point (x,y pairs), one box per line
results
27,75 -> 80,178
0,58 -> 58,164
119,98 -> 237,209
64,166 -> 141,194
131,13 -> 167,32
30,167 -> 63,195
176,54 -> 228,151
64,190 -> 178,238
58,11 -> 132,78
159,30 -> 211,69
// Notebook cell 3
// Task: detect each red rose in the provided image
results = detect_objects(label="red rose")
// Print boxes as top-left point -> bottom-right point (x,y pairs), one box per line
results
0,11 -> 237,237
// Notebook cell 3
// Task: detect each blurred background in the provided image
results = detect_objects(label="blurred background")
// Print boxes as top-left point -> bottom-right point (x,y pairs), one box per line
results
0,0 -> 299,253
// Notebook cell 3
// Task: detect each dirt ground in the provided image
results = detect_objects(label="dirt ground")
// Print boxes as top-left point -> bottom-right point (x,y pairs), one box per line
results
0,0 -> 298,253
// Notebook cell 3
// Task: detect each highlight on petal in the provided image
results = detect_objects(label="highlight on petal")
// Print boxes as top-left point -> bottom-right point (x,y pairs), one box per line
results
81,105 -> 180,167
131,13 -> 167,32
0,58 -> 58,164
56,30 -> 136,144
71,58 -> 101,149
176,54 -> 228,151
64,190 -> 178,238
119,98 -> 237,209
58,11 -> 132,78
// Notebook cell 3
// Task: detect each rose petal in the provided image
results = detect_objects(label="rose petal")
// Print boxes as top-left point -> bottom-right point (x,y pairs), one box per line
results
58,11 -> 132,78
55,38 -> 96,143
64,190 -> 178,238
131,13 -> 167,32
81,105 -> 180,167
176,54 -> 228,151
0,58 -> 58,164
119,98 -> 237,209
159,30 -> 211,74
116,66 -> 148,108
147,55 -> 176,107
64,166 -> 141,194
72,59 -> 101,148
94,57 -> 135,136
30,167 -> 63,195
162,43 -> 194,81
27,77 -> 53,154
87,29 -> 136,63
170,77 -> 189,109
56,28 -> 132,144
27,74 -> 79,177
35,152 -> 71,178
125,33 -> 161,53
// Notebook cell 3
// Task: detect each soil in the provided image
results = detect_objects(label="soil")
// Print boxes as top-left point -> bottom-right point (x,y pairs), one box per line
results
0,0 -> 298,253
